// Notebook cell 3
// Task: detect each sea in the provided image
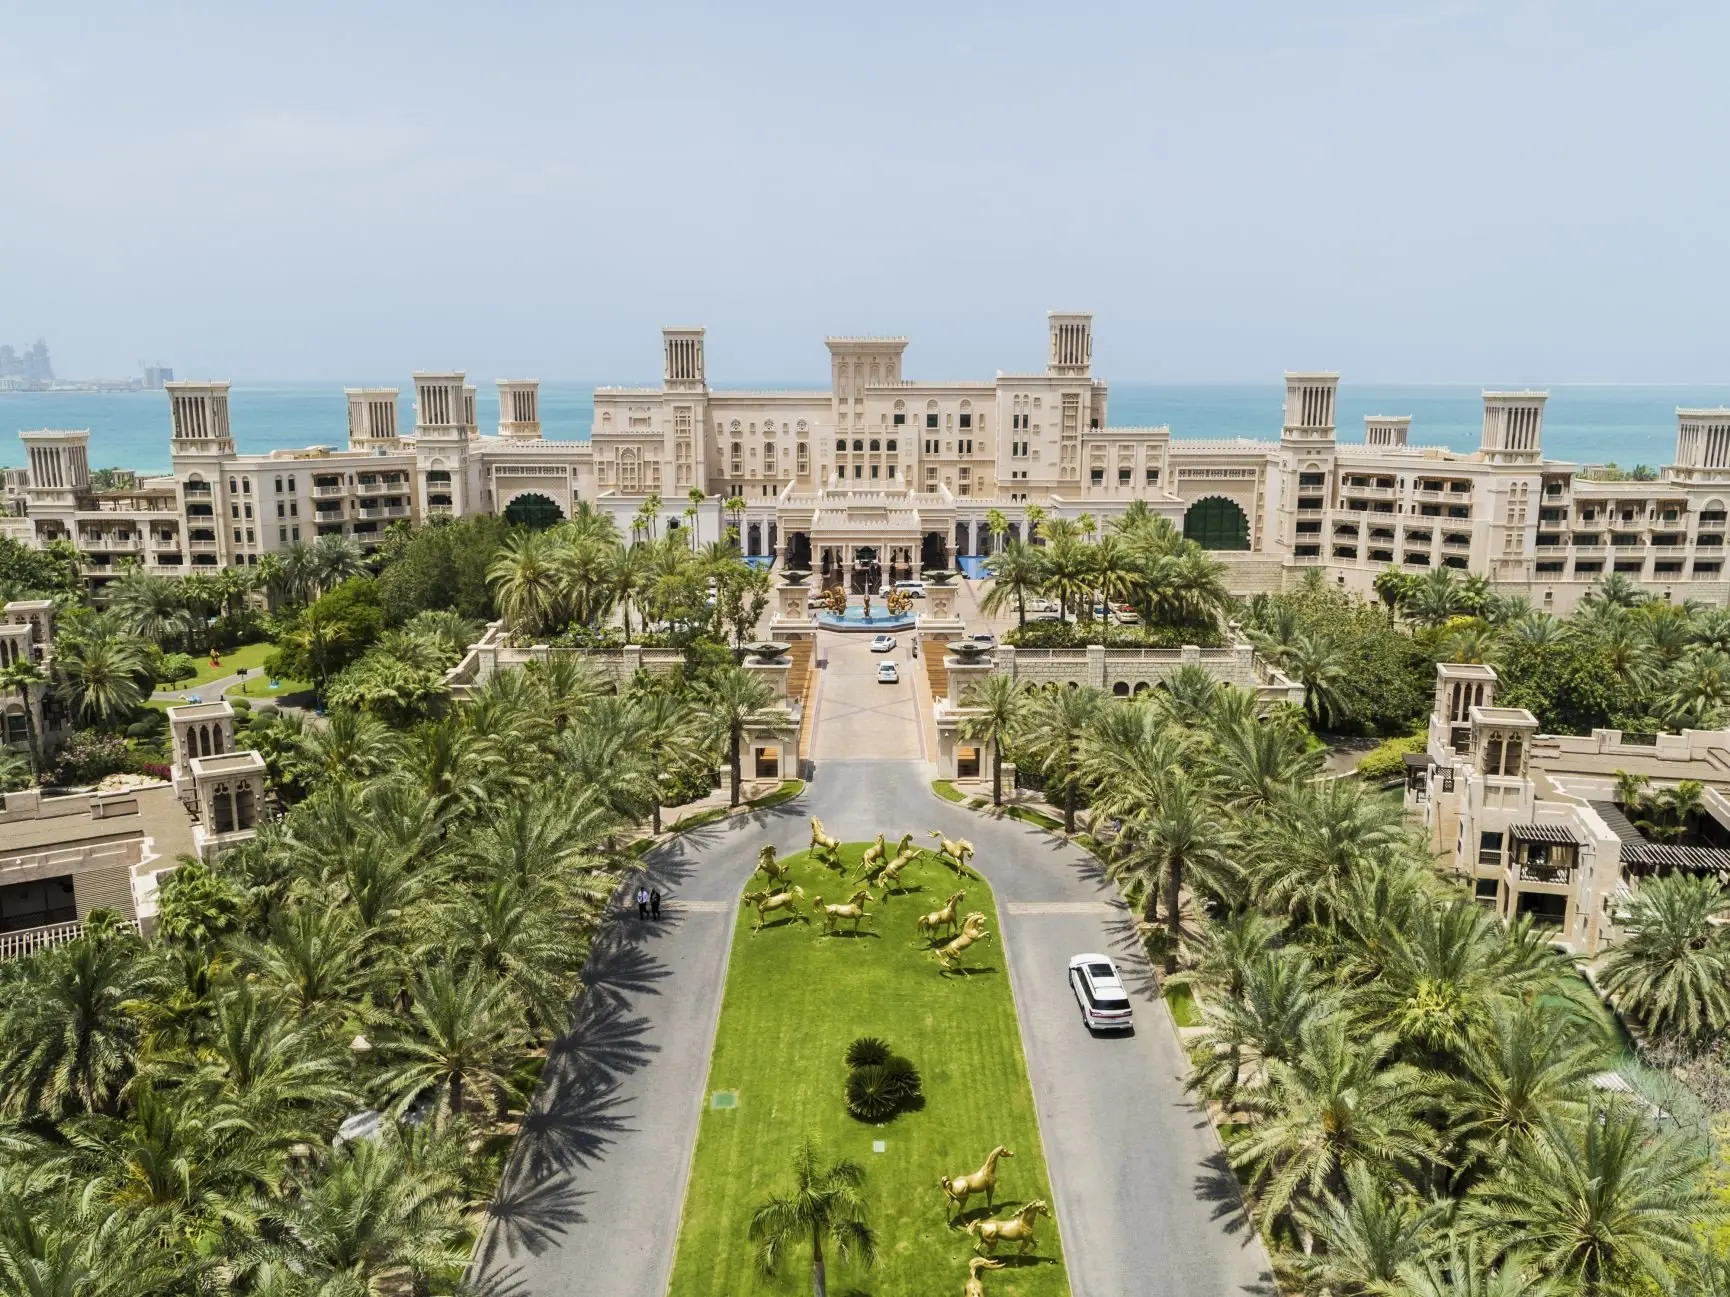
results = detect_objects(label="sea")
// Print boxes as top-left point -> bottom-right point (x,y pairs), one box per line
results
4,381 -> 1729,477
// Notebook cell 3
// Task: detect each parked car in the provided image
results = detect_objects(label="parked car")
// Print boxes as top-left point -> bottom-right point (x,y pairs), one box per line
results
870,634 -> 898,653
1026,597 -> 1056,613
1068,954 -> 1134,1033
969,632 -> 996,647
1112,608 -> 1140,625
877,662 -> 900,684
893,581 -> 927,599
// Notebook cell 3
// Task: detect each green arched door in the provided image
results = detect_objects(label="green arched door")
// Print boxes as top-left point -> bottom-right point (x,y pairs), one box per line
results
503,492 -> 566,530
1182,496 -> 1250,550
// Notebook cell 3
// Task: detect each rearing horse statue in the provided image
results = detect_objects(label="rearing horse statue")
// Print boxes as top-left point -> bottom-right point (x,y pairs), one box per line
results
934,912 -> 992,971
809,816 -> 842,868
964,1257 -> 1006,1297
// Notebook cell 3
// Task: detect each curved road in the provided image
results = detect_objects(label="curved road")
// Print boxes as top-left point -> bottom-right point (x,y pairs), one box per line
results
474,642 -> 1272,1297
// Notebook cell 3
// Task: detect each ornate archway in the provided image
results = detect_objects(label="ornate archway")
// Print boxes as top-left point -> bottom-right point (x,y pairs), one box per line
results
503,492 -> 565,530
1182,496 -> 1250,550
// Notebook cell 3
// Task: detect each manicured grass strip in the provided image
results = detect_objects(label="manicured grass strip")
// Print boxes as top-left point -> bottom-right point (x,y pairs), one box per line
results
748,779 -> 805,811
931,778 -> 968,804
668,845 -> 1068,1297
1003,805 -> 1063,832
225,674 -> 313,701
1164,983 -> 1202,1028
180,640 -> 275,688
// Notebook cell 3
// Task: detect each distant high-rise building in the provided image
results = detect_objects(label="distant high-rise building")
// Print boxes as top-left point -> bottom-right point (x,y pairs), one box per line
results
20,340 -> 52,387
143,363 -> 174,390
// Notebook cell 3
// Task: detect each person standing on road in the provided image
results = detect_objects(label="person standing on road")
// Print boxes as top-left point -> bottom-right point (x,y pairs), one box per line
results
650,888 -> 662,920
636,886 -> 650,919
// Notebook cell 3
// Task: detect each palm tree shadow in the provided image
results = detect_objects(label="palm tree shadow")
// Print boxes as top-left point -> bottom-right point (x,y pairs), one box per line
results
473,1172 -> 592,1270
1101,915 -> 1161,1000
1193,1149 -> 1255,1238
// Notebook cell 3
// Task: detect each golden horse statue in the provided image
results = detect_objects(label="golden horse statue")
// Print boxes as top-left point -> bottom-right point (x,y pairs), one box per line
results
754,845 -> 792,889
934,912 -> 992,971
859,832 -> 889,876
941,1145 -> 1013,1220
916,890 -> 967,940
809,816 -> 843,869
742,885 -> 807,933
967,1199 -> 1051,1256
929,831 -> 978,878
963,1258 -> 1006,1296
813,888 -> 875,935
872,843 -> 924,894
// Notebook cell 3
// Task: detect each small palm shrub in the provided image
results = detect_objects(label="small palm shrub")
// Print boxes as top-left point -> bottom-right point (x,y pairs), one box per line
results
845,1037 -> 890,1068
843,1038 -> 923,1121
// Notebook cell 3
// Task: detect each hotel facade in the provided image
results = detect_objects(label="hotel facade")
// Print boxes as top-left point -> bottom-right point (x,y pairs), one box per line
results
6,312 -> 1730,614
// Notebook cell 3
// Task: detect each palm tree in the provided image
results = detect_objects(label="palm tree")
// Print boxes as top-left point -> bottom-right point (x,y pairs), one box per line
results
52,632 -> 147,726
1186,947 -> 1331,1107
1598,872 -> 1730,1042
0,657 -> 45,777
958,674 -> 1024,806
311,532 -> 367,595
378,962 -> 527,1121
487,530 -> 567,636
632,690 -> 708,832
1282,630 -> 1353,730
980,539 -> 1047,628
1586,571 -> 1645,608
1113,766 -> 1235,970
1041,535 -> 1094,622
1397,1240 -> 1560,1297
747,1137 -> 878,1297
1406,569 -> 1462,630
1251,778 -> 1407,926
303,708 -> 403,781
178,571 -> 222,651
281,539 -> 320,604
1290,1161 -> 1442,1295
106,570 -> 191,648
1663,649 -> 1730,729
698,665 -> 776,808
0,929 -> 146,1119
1017,684 -> 1107,833
239,904 -> 376,1023
984,507 -> 1009,555
1465,1101 -> 1706,1296
1229,1019 -> 1435,1231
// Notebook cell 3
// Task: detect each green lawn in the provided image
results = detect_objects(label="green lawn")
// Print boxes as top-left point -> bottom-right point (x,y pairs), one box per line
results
668,843 -> 1069,1297
1164,983 -> 1201,1028
175,640 -> 275,689
224,672 -> 313,701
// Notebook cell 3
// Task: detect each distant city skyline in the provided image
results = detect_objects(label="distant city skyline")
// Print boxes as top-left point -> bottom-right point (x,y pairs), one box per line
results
4,1 -> 1728,383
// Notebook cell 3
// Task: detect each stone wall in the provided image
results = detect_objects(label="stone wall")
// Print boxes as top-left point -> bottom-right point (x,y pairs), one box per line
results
994,643 -> 1304,705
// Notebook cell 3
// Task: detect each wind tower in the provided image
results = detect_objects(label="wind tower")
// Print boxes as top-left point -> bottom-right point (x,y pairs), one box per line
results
1479,391 -> 1548,464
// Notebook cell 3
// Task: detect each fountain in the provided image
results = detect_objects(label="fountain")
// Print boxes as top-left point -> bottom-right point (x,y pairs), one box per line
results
745,641 -> 792,662
814,597 -> 918,633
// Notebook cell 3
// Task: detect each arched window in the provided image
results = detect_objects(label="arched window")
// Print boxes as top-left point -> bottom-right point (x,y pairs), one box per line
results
236,784 -> 256,830
212,726 -> 224,755
797,442 -> 809,473
212,783 -> 234,835
1182,497 -> 1251,551
869,440 -> 880,452
836,439 -> 847,454
1112,682 -> 1130,697
853,439 -> 864,452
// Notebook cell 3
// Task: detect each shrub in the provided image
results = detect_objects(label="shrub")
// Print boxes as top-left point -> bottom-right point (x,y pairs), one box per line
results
138,762 -> 172,782
52,731 -> 129,785
1356,733 -> 1426,781
845,1036 -> 891,1068
155,652 -> 198,685
880,1054 -> 923,1106
846,1064 -> 899,1121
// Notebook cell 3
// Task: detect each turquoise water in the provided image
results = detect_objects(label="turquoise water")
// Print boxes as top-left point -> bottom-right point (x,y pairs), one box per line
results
4,381 -> 1728,476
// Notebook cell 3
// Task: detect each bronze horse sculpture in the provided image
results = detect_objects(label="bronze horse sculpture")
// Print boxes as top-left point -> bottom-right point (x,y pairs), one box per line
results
812,888 -> 875,936
967,1199 -> 1052,1256
741,886 -> 807,933
934,912 -> 992,971
916,890 -> 967,940
940,1144 -> 1012,1220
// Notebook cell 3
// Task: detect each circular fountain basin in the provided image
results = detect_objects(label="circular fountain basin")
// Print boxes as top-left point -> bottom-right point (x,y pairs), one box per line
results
814,604 -> 917,632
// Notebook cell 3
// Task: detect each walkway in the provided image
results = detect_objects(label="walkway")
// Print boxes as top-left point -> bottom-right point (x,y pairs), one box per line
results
473,640 -> 1271,1297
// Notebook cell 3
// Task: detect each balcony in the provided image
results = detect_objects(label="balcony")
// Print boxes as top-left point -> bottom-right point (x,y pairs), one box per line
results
187,538 -> 218,552
0,917 -> 140,963
1537,515 -> 1567,530
358,505 -> 410,519
311,483 -> 346,498
1344,484 -> 1398,500
1571,544 -> 1606,556
1517,859 -> 1575,886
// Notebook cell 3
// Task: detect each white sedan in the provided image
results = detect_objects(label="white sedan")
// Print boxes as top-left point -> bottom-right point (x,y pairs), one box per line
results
870,634 -> 898,653
877,662 -> 900,684
1069,953 -> 1134,1033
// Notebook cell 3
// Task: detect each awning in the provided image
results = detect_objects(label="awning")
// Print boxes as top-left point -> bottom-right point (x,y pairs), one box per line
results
1620,841 -> 1730,873
1510,823 -> 1581,846
1402,752 -> 1431,769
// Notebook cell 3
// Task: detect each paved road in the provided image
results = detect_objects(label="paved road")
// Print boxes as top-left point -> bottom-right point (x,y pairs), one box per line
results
473,756 -> 1271,1297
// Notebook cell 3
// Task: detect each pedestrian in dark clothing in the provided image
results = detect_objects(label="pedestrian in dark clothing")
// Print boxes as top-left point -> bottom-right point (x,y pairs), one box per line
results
636,886 -> 650,919
650,889 -> 662,920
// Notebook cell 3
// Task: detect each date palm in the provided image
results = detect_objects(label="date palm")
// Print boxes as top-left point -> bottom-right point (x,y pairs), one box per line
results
311,532 -> 366,595
979,539 -> 1047,628
52,631 -> 147,725
1017,683 -> 1106,833
1405,569 -> 1462,630
958,673 -> 1025,806
1663,648 -> 1730,729
194,981 -> 356,1142
1397,1240 -> 1559,1297
1113,766 -> 1236,970
0,929 -> 146,1119
303,708 -> 402,783
0,657 -> 45,777
697,665 -> 776,808
1251,779 -> 1407,927
1465,1101 -> 1706,1297
487,530 -> 566,637
238,905 -> 376,1024
1209,713 -> 1323,816
747,1136 -> 878,1297
1229,1019 -> 1435,1230
1186,947 -> 1331,1107
378,962 -> 527,1121
0,1185 -> 183,1296
629,689 -> 708,832
1289,1161 -> 1443,1295
107,570 -> 191,648
1598,872 -> 1730,1043
1041,534 -> 1094,622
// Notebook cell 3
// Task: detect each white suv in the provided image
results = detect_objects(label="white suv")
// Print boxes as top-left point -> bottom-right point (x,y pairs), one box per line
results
1069,954 -> 1134,1033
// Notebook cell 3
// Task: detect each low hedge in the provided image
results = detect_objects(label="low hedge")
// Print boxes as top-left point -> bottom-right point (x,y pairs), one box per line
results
1356,733 -> 1426,781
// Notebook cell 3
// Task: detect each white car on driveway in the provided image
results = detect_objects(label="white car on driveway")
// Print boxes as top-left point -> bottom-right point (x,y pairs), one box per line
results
1069,953 -> 1134,1032
870,634 -> 898,653
877,661 -> 900,684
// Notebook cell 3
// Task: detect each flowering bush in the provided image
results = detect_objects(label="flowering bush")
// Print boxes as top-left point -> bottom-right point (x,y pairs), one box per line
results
52,731 -> 129,786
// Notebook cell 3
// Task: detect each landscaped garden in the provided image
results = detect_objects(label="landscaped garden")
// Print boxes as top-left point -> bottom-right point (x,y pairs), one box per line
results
668,839 -> 1067,1297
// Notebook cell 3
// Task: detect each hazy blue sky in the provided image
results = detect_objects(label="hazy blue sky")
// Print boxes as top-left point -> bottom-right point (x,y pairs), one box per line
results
3,1 -> 1726,384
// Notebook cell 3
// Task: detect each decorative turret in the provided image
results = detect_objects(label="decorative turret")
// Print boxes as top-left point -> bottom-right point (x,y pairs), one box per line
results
1364,415 -> 1411,448
345,388 -> 400,449
1281,373 -> 1339,445
166,382 -> 235,455
1046,312 -> 1093,377
1479,391 -> 1547,464
497,380 -> 542,440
